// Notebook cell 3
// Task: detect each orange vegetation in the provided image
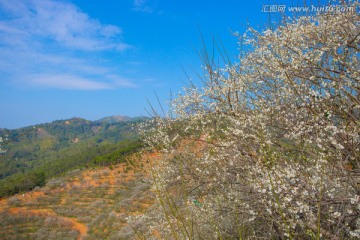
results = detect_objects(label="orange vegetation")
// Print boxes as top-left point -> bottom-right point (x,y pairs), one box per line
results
0,150 -> 160,239
7,207 -> 87,239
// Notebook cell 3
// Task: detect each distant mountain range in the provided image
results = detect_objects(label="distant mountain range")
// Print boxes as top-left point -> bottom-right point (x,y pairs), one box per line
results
0,115 -> 148,131
0,115 -> 147,146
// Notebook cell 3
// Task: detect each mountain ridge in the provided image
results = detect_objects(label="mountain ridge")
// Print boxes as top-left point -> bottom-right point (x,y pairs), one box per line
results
1,115 -> 148,131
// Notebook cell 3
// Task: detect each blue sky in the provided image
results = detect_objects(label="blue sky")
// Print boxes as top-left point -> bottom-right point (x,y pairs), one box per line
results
0,0 -> 327,129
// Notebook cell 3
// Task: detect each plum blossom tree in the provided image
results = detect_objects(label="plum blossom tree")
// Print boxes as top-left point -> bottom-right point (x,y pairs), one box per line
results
138,2 -> 359,239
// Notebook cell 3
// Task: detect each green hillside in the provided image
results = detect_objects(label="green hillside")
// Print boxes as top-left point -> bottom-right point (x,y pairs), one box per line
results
0,116 -> 146,198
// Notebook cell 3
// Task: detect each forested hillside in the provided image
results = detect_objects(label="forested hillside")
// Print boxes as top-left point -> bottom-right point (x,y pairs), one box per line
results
0,116 -> 146,198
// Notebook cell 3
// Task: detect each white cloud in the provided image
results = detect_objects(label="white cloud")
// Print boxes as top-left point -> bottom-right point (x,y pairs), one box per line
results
0,0 -> 135,90
0,0 -> 129,51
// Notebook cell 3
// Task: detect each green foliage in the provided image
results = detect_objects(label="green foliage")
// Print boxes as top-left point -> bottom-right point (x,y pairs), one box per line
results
91,140 -> 142,167
0,171 -> 46,196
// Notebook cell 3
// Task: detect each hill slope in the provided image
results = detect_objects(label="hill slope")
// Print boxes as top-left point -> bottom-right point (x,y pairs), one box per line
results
0,151 -> 159,240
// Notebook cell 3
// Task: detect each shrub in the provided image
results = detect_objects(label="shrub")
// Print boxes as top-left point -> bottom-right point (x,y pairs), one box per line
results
7,196 -> 22,207
47,178 -> 66,189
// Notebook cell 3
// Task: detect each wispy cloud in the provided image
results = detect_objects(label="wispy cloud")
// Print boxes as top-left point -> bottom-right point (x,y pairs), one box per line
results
23,74 -> 135,90
133,0 -> 154,13
0,0 -> 135,90
27,74 -> 113,90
